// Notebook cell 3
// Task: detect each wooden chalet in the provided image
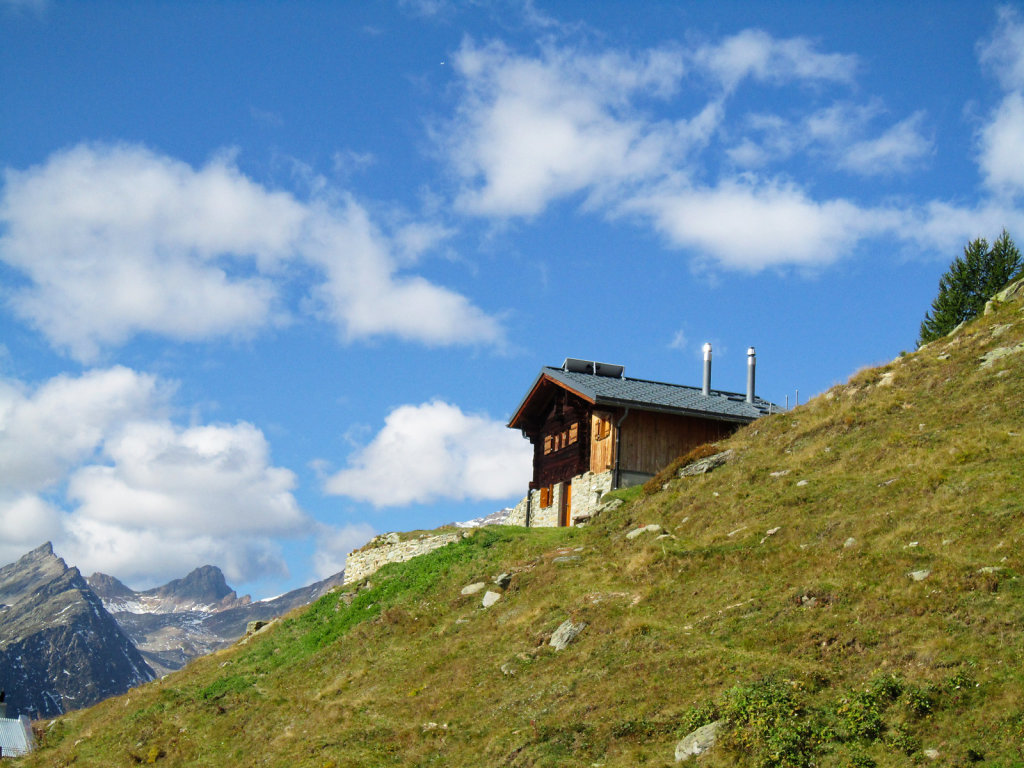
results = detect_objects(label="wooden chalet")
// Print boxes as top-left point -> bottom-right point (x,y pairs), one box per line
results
507,352 -> 775,527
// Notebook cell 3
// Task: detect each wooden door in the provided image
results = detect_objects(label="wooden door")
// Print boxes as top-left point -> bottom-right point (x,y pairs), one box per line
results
560,482 -> 572,526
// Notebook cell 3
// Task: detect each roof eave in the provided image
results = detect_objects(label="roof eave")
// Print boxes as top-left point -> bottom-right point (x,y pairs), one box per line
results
589,395 -> 762,424
506,372 -> 599,431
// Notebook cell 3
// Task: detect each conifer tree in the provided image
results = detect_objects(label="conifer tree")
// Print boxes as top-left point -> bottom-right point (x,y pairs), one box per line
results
918,230 -> 1022,346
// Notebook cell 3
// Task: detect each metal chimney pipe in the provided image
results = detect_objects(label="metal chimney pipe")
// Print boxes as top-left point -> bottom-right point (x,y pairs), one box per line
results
702,342 -> 712,396
746,346 -> 756,403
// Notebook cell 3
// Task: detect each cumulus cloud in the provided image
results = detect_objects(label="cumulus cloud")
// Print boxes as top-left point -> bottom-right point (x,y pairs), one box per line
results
442,31 -> 935,270
977,7 -> 1024,198
324,400 -> 532,507
0,495 -> 63,564
0,143 -> 503,360
0,367 -> 310,586
0,366 -> 167,492
979,89 -> 1024,197
727,103 -> 932,177
625,178 -> 902,271
305,201 -> 503,345
67,421 -> 303,538
912,199 -> 1024,256
447,40 -> 696,217
837,112 -> 933,176
978,6 -> 1024,92
690,28 -> 857,92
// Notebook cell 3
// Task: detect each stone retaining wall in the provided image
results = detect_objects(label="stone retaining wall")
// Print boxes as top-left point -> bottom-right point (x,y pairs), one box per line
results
343,531 -> 463,585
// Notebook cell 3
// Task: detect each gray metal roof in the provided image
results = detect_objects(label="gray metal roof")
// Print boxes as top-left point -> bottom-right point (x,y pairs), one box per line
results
0,716 -> 34,757
536,365 -> 776,423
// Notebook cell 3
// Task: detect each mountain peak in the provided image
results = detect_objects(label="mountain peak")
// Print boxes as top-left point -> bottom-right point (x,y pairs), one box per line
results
146,565 -> 235,605
87,572 -> 135,600
30,541 -> 54,557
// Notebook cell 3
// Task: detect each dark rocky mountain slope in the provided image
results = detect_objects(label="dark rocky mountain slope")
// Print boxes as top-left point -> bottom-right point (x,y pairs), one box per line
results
0,543 -> 154,719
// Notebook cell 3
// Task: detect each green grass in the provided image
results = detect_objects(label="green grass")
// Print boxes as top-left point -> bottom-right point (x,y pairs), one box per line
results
20,296 -> 1024,767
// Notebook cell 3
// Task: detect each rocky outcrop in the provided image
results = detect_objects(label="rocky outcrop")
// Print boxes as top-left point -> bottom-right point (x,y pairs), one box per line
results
0,543 -> 154,719
626,524 -> 663,540
677,449 -> 734,477
675,720 -> 723,762
983,275 -> 1024,314
549,619 -> 587,651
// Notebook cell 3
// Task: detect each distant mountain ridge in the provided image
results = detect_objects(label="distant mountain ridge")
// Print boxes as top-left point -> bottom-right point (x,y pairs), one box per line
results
88,564 -> 252,615
0,543 -> 154,719
86,564 -> 343,676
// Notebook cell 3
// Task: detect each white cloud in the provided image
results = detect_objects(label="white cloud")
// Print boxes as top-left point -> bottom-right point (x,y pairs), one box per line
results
67,421 -> 304,537
728,103 -> 932,177
913,199 -> 1024,255
0,366 -> 167,491
0,143 -> 503,359
976,8 -> 1024,198
61,518 -> 293,588
305,199 -> 504,345
442,33 -> 932,270
626,178 -> 902,271
447,40 -> 695,217
0,367 -> 310,586
978,6 -> 1024,92
690,28 -> 857,92
0,144 -> 301,360
838,111 -> 932,176
978,90 -> 1024,197
0,495 -> 63,567
324,400 -> 532,507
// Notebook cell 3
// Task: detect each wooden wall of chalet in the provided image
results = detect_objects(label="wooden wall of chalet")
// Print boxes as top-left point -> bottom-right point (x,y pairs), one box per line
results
589,410 -> 614,474
617,410 -> 735,477
532,393 -> 590,488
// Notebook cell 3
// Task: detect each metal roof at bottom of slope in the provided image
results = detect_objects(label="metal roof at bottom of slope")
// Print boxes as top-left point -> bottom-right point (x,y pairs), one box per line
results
538,366 -> 777,422
0,716 -> 34,757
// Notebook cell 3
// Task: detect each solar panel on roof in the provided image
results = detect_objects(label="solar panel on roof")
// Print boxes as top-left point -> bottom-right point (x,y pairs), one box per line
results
562,358 -> 592,373
561,358 -> 625,377
593,362 -> 624,378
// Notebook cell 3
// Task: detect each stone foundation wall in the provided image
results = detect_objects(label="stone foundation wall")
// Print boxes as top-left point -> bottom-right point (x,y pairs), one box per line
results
343,531 -> 463,585
508,494 -> 530,526
531,483 -> 563,527
569,470 -> 613,523
508,470 -> 614,528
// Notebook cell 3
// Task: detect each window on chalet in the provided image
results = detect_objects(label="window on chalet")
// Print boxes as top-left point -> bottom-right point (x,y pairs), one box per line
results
539,485 -> 553,507
542,422 -> 578,454
594,414 -> 611,440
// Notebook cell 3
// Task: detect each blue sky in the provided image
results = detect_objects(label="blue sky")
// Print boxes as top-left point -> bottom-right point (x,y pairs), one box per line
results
2,0 -> 1023,599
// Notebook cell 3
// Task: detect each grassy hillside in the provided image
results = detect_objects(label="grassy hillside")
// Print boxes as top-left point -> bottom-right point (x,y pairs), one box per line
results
21,291 -> 1024,767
